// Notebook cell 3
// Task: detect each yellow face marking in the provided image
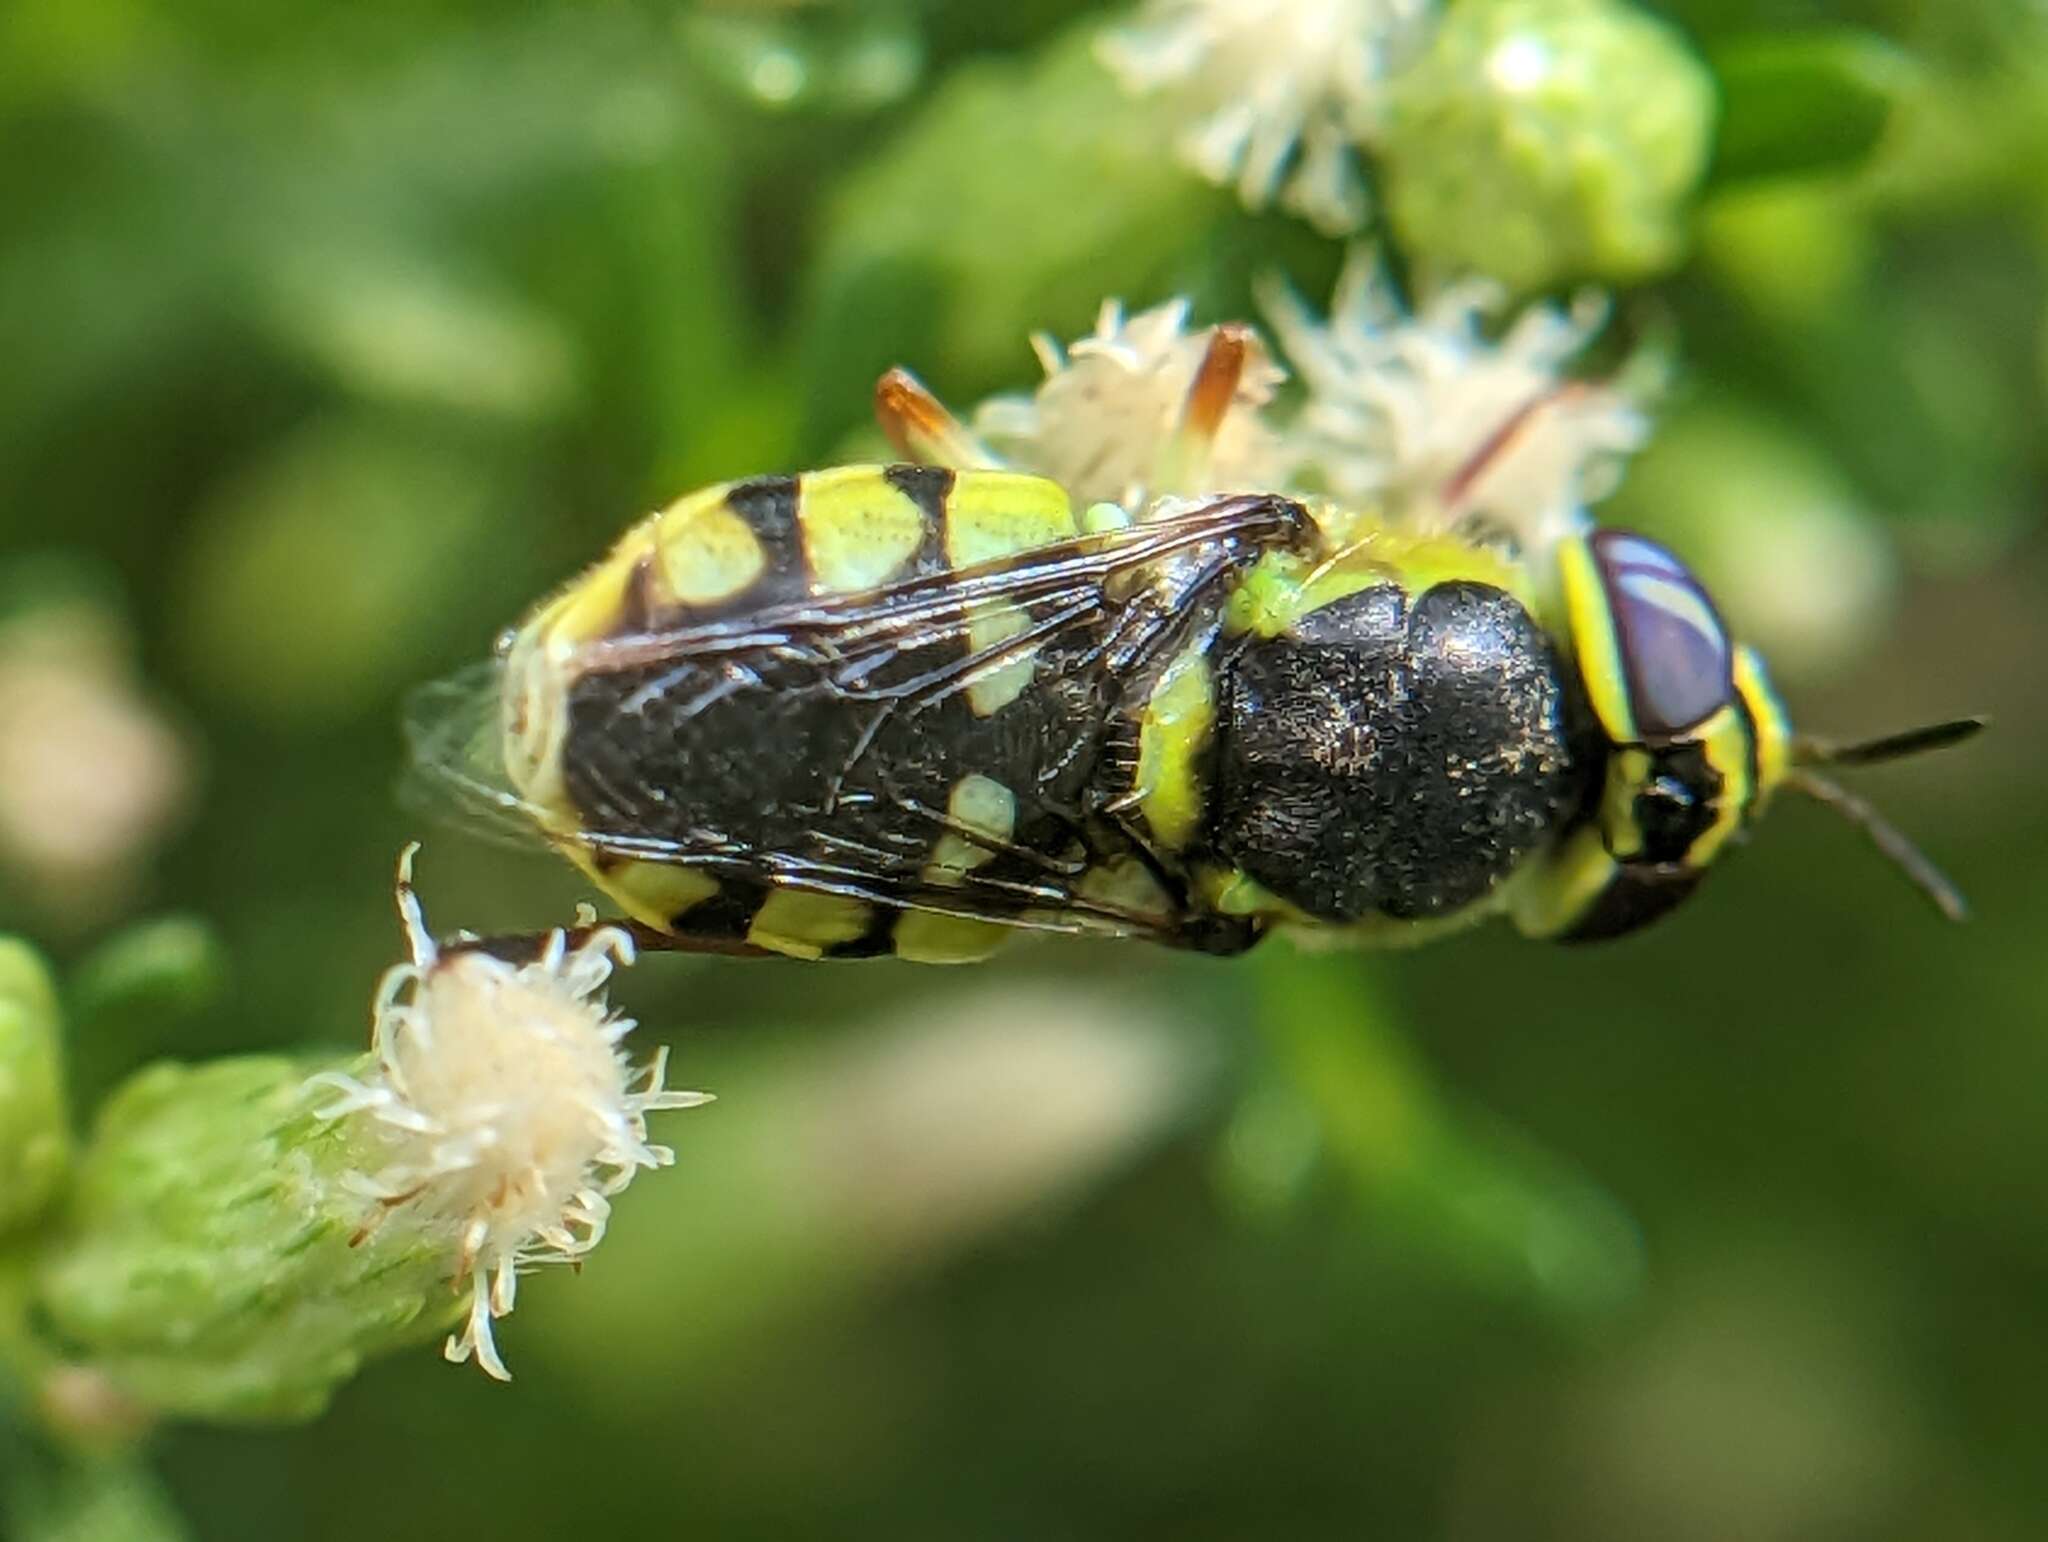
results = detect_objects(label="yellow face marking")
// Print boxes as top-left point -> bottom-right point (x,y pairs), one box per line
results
926,774 -> 1016,885
964,603 -> 1035,717
1734,646 -> 1791,808
1557,535 -> 1636,744
1510,824 -> 1619,939
1134,644 -> 1214,851
893,911 -> 1012,964
797,467 -> 928,594
942,472 -> 1077,568
747,889 -> 873,959
1687,704 -> 1754,866
656,490 -> 768,606
1596,707 -> 1754,869
1601,747 -> 1654,860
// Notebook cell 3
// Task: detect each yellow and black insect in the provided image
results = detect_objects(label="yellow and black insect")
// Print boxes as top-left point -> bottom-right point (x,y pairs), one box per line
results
407,340 -> 1981,962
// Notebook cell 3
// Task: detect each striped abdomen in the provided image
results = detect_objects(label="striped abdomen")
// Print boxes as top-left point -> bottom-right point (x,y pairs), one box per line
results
498,466 -> 1175,960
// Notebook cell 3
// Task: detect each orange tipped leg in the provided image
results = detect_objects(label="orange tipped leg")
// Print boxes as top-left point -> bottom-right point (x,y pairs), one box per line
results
1157,322 -> 1255,494
874,367 -> 1001,470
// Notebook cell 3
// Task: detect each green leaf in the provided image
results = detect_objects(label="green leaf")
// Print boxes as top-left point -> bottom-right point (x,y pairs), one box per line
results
38,1054 -> 459,1424
803,22 -> 1227,445
65,918 -> 228,1100
1251,945 -> 1643,1316
4,1447 -> 192,1542
1379,0 -> 1718,291
1710,31 -> 1919,184
68,918 -> 225,1040
0,938 -> 70,1236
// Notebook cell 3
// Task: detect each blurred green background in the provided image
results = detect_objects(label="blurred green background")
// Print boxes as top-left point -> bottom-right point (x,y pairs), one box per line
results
2,0 -> 2046,1536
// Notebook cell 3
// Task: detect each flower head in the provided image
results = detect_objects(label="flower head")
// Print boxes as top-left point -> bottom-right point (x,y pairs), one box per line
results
1100,0 -> 1435,234
1263,251 -> 1648,553
974,298 -> 1290,510
0,598 -> 190,926
309,848 -> 708,1380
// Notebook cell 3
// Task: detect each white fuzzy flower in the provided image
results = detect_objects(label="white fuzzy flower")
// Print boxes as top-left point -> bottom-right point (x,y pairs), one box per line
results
974,298 -> 1290,511
1100,0 -> 1434,234
1262,251 -> 1650,555
310,848 -> 709,1381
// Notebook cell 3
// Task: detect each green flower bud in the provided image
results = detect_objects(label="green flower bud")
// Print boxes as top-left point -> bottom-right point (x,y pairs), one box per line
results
1380,0 -> 1716,291
34,1054 -> 456,1424
33,851 -> 706,1423
5,1448 -> 192,1542
0,940 -> 70,1236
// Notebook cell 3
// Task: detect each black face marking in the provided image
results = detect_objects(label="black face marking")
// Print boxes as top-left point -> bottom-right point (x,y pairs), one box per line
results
1558,865 -> 1702,943
1630,741 -> 1723,865
1590,530 -> 1732,740
1211,581 -> 1589,922
883,463 -> 957,575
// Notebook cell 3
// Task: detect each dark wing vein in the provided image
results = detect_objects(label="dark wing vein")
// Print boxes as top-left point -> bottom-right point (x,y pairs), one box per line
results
566,492 -> 1304,681
408,493 -> 1309,937
574,833 -> 1164,938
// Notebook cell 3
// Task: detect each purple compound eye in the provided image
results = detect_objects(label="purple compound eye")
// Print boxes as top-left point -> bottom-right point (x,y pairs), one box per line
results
1590,530 -> 1733,740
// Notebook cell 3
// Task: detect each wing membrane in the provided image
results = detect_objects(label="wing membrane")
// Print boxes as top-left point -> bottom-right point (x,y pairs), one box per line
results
565,492 -> 1304,699
405,492 -> 1308,943
396,659 -> 544,851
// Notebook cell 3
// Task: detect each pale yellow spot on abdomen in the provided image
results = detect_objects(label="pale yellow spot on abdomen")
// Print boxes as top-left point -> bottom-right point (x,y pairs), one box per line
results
925,774 -> 1017,883
964,604 -> 1036,717
894,775 -> 1020,960
602,862 -> 721,931
942,473 -> 1077,568
940,475 -> 1076,718
893,912 -> 1012,963
798,467 -> 929,594
656,491 -> 768,606
748,888 -> 872,959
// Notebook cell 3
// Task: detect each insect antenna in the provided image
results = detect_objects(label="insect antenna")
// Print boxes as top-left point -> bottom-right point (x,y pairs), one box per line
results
1794,715 -> 1986,767
1785,715 -> 1987,921
1439,381 -> 1581,515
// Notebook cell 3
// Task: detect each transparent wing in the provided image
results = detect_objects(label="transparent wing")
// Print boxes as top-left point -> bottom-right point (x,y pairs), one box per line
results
401,493 -> 1309,944
558,492 -> 1307,711
397,659 -> 549,852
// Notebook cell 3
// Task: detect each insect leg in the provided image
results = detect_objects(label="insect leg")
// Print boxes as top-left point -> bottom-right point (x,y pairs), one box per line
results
445,920 -> 774,963
874,367 -> 1004,469
1155,322 -> 1259,494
